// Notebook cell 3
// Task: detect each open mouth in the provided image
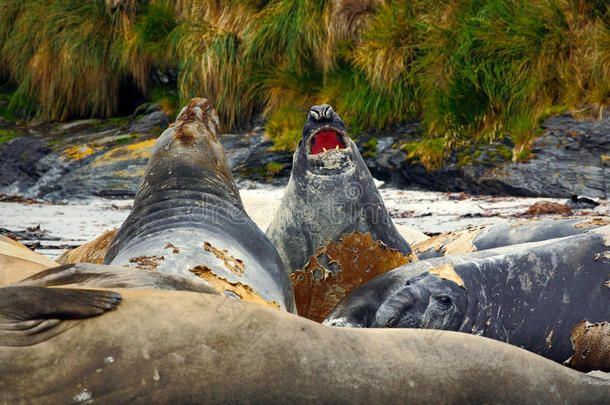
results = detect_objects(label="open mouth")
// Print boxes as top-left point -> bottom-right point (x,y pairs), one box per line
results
310,129 -> 346,155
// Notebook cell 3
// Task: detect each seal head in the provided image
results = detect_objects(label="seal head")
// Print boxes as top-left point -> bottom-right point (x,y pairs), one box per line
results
371,272 -> 467,329
296,104 -> 353,176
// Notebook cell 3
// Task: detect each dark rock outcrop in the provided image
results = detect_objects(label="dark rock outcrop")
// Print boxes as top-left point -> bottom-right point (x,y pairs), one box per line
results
0,137 -> 51,192
364,114 -> 609,198
0,111 -> 607,200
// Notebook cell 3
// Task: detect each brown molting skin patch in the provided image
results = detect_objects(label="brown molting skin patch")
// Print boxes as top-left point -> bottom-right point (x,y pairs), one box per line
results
564,320 -> 610,372
128,255 -> 164,271
189,265 -> 280,309
291,231 -> 415,322
58,229 -> 118,265
164,243 -> 180,254
413,226 -> 482,258
204,241 -> 245,277
574,217 -> 610,228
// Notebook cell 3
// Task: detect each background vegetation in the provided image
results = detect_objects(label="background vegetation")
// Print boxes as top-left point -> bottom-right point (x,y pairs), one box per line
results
1,0 -> 608,166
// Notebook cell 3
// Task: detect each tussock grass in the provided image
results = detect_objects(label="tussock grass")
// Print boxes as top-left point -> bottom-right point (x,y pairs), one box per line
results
0,0 -> 607,165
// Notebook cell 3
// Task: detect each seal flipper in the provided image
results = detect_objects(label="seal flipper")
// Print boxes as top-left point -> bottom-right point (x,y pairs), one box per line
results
0,286 -> 121,346
15,263 -> 219,294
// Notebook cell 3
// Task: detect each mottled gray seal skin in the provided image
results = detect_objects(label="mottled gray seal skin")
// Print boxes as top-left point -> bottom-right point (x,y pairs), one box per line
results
325,226 -> 610,363
103,98 -> 295,312
267,104 -> 411,273
416,218 -> 607,259
1,289 -> 609,404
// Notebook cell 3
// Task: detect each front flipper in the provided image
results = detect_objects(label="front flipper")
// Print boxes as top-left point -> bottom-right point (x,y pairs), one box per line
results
0,286 -> 121,346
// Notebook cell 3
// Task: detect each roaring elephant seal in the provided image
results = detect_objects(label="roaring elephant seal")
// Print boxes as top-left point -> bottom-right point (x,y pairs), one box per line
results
325,226 -> 610,364
1,288 -> 608,403
266,104 -> 412,274
103,98 -> 295,312
414,217 -> 609,259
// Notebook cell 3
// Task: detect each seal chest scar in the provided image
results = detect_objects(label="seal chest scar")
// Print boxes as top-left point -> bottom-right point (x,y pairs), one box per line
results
128,255 -> 165,271
189,265 -> 279,309
164,243 -> 180,254
203,241 -> 245,277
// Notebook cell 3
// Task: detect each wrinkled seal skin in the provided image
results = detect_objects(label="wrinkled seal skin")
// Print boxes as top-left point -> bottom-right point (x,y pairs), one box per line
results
416,218 -> 609,259
267,104 -> 412,273
1,289 -> 608,404
325,227 -> 610,363
103,98 -> 295,312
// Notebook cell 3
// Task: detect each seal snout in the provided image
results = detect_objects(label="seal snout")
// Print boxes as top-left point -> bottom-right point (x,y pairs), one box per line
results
309,104 -> 334,121
373,289 -> 418,328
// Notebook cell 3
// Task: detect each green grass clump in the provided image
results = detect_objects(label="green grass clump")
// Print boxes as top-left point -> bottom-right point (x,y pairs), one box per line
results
362,137 -> 377,157
400,138 -> 447,170
265,105 -> 306,151
0,129 -> 18,143
265,162 -> 283,175
0,0 -> 607,165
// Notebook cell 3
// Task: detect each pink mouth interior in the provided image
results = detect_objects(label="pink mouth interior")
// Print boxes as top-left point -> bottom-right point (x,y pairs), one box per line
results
310,130 -> 345,155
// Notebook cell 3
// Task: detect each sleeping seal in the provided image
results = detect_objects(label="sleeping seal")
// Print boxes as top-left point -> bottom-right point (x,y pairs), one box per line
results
266,104 -> 412,274
414,217 -> 609,259
325,226 -> 610,363
1,287 -> 608,403
103,98 -> 295,312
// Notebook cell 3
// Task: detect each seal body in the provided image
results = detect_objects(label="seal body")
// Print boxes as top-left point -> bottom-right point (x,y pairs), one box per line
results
103,98 -> 295,312
414,218 -> 609,259
325,226 -> 610,363
267,104 -> 412,274
1,289 -> 608,404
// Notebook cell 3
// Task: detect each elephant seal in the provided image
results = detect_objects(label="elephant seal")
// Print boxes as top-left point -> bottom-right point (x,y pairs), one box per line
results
103,98 -> 295,312
0,235 -> 57,286
266,104 -> 413,274
414,217 -> 609,259
325,226 -> 610,363
1,288 -> 608,403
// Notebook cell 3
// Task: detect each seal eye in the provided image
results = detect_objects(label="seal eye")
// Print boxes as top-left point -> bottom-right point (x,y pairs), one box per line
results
436,296 -> 452,306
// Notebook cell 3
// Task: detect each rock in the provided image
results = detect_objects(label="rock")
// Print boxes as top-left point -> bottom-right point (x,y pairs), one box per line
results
220,133 -> 292,185
484,115 -> 609,198
0,137 -> 51,193
0,112 -> 607,200
365,114 -> 609,198
128,103 -> 169,134
567,194 -> 601,210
